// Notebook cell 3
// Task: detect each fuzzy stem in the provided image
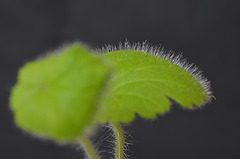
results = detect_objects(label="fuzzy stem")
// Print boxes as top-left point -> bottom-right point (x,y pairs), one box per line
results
80,135 -> 100,159
111,122 -> 124,159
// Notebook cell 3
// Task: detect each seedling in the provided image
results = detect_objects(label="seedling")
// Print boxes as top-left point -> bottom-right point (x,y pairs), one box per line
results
10,41 -> 212,159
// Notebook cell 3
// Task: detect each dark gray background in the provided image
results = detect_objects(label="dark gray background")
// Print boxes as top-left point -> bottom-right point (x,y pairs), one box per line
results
0,0 -> 239,159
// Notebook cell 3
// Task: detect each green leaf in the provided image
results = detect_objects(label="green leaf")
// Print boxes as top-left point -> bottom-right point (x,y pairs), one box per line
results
98,50 -> 211,123
10,43 -> 111,143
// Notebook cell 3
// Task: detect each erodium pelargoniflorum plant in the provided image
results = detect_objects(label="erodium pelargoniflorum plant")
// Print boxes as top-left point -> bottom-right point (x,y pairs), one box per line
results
10,41 -> 212,159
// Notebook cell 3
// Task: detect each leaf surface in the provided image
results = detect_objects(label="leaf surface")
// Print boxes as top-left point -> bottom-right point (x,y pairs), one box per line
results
10,43 -> 111,142
98,50 -> 210,123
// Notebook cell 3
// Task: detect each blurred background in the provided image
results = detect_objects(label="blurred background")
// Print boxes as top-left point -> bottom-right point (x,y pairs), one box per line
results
0,0 -> 239,159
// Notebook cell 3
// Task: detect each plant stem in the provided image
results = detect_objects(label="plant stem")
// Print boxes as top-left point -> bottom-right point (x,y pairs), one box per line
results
111,122 -> 124,159
80,135 -> 100,159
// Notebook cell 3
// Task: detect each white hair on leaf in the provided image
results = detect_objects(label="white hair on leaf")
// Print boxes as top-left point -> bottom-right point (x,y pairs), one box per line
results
96,41 -> 212,101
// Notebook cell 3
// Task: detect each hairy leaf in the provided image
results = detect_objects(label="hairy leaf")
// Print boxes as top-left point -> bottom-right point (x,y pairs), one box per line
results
98,50 -> 211,123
